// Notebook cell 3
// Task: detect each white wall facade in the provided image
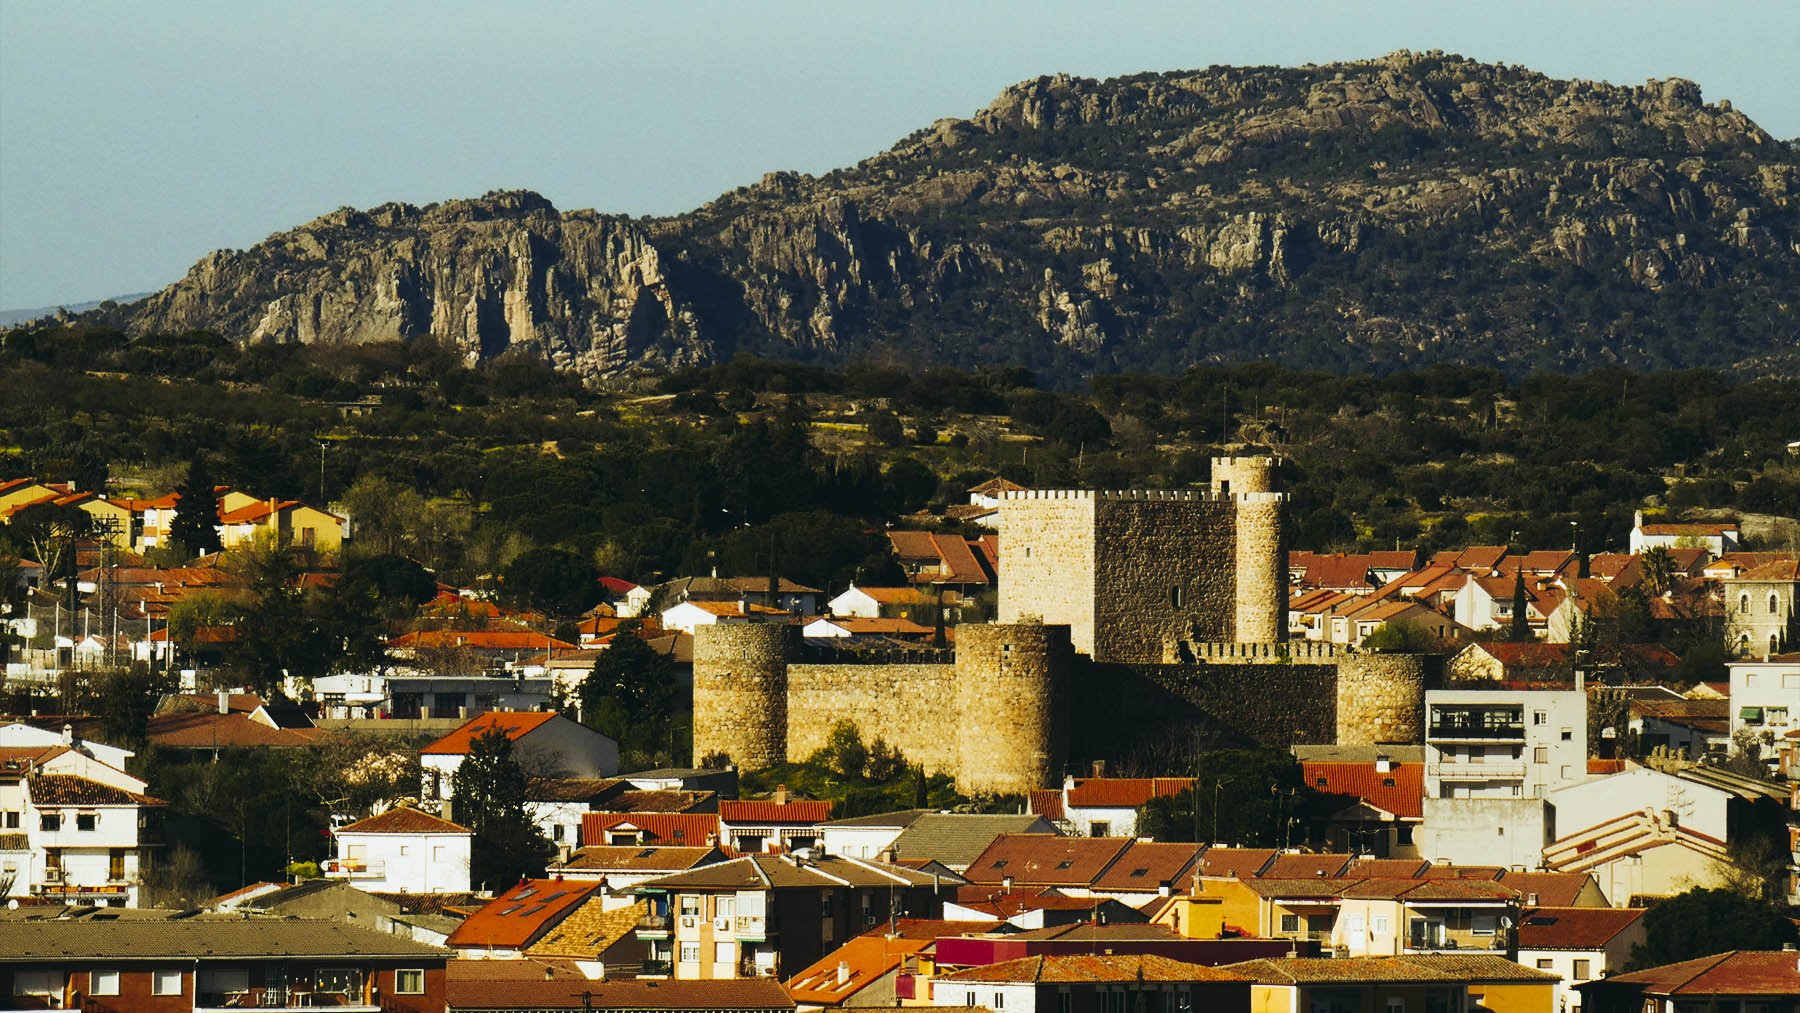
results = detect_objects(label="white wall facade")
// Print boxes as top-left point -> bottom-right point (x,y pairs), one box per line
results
1728,656 -> 1800,745
1547,768 -> 1730,844
329,829 -> 471,894
1416,798 -> 1550,869
1425,690 -> 1586,800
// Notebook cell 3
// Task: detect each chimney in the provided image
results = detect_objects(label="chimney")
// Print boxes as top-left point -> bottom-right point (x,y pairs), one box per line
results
836,961 -> 851,986
1157,880 -> 1172,897
217,689 -> 230,714
60,723 -> 73,746
1091,759 -> 1106,778
773,785 -> 787,806
1002,875 -> 1014,893
1375,755 -> 1393,774
1527,892 -> 1539,907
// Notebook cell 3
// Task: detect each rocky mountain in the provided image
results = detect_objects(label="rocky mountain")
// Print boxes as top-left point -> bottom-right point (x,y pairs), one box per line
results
64,51 -> 1800,377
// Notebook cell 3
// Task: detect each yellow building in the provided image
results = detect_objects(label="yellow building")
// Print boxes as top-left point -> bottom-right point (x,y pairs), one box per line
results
1225,954 -> 1557,1013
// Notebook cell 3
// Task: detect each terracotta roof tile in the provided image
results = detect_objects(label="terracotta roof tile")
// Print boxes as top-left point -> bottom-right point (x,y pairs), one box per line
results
784,932 -> 933,1003
1517,906 -> 1643,949
1595,950 -> 1800,995
719,799 -> 833,824
1089,841 -> 1204,892
938,953 -> 1250,984
445,878 -> 602,950
962,834 -> 1132,886
27,774 -> 164,807
582,812 -> 718,846
337,806 -> 470,835
421,712 -> 561,755
1303,760 -> 1425,820
1065,777 -> 1194,808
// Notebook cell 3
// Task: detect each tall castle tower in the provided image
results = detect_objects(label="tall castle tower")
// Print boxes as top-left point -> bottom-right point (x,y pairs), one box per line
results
998,456 -> 1287,662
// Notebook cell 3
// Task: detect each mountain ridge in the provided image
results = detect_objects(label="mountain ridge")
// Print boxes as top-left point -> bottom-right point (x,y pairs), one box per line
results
37,50 -> 1800,378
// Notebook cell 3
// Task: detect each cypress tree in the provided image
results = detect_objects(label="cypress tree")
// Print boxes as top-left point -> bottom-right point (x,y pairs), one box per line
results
1509,565 -> 1532,642
169,458 -> 223,557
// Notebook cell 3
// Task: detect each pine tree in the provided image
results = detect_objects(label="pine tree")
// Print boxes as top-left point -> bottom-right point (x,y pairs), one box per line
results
451,729 -> 552,889
1509,565 -> 1532,642
169,458 -> 222,557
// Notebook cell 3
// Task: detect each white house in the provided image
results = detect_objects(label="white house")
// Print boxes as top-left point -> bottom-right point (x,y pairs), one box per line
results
1416,688 -> 1586,869
0,722 -> 135,772
1516,906 -> 1647,1013
658,599 -> 788,636
1727,653 -> 1800,755
420,711 -> 619,815
0,730 -> 165,907
1629,510 -> 1739,556
599,577 -> 653,618
1543,766 -> 1734,902
325,806 -> 472,894
819,809 -> 932,859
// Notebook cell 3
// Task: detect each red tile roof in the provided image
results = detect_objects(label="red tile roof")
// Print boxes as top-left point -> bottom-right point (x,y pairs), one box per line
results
937,953 -> 1250,984
1496,872 -> 1599,907
783,932 -> 933,1004
1194,847 -> 1277,879
582,812 -> 719,847
1262,853 -> 1354,879
1302,761 -> 1425,820
445,878 -> 603,951
963,834 -> 1133,887
336,806 -> 471,835
390,629 -> 578,651
1065,777 -> 1194,809
421,712 -> 561,755
27,774 -> 164,807
1599,950 -> 1800,996
719,799 -> 833,824
147,712 -> 317,748
1028,789 -> 1064,822
1089,841 -> 1204,892
446,974 -> 795,1010
1516,906 -> 1643,949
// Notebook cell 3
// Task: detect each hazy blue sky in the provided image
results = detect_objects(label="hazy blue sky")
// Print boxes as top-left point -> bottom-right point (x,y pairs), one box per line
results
2,1 -> 1796,309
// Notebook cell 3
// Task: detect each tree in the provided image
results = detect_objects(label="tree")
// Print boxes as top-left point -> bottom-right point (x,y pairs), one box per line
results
451,729 -> 553,889
1627,888 -> 1797,968
9,501 -> 90,601
170,458 -> 223,557
580,627 -> 681,768
1509,565 -> 1531,642
93,667 -> 170,746
1361,619 -> 1443,653
1137,750 -> 1315,847
502,547 -> 600,616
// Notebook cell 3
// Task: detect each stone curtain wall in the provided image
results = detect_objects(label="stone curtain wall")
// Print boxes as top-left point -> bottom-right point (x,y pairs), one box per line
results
1092,494 -> 1238,663
1334,653 -> 1434,746
1118,661 -> 1340,746
784,663 -> 960,773
692,624 -> 795,769
997,492 -> 1097,654
955,623 -> 1070,794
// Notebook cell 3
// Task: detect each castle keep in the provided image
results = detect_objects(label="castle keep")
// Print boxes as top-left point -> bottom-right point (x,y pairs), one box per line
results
692,456 -> 1431,794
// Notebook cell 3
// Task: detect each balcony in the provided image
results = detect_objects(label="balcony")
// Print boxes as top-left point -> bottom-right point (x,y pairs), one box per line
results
1427,721 -> 1525,741
196,988 -> 378,1010
635,912 -> 671,939
1428,760 -> 1527,781
321,858 -> 386,880
638,959 -> 673,978
734,915 -> 771,940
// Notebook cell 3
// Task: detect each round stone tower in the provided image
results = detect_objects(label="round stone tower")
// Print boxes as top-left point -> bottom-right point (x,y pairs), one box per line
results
1335,652 -> 1430,746
691,623 -> 795,770
1212,456 -> 1286,643
953,623 -> 1070,795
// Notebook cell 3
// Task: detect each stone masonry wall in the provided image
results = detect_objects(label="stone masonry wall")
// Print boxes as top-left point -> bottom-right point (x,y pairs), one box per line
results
691,624 -> 794,770
1122,661 -> 1339,746
784,663 -> 960,774
998,493 -> 1097,654
1232,494 -> 1286,643
1093,495 -> 1238,663
956,623 -> 1069,794
1335,653 -> 1433,746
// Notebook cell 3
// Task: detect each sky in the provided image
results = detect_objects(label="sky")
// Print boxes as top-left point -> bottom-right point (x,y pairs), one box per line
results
2,1 -> 1796,310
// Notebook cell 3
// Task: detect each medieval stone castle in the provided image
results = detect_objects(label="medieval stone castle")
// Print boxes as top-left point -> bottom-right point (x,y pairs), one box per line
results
692,456 -> 1430,794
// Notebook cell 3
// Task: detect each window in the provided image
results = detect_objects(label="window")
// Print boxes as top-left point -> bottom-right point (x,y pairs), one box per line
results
1534,747 -> 1549,763
679,896 -> 702,916
1573,958 -> 1591,979
714,942 -> 735,962
152,968 -> 183,995
1373,915 -> 1392,935
395,969 -> 425,995
1087,822 -> 1110,838
313,968 -> 363,996
1280,914 -> 1300,933
76,812 -> 98,831
1170,586 -> 1184,609
994,992 -> 1005,1009
2,811 -> 17,829
1771,594 -> 1781,615
11,970 -> 64,998
680,943 -> 701,963
432,845 -> 446,861
40,813 -> 60,832
552,824 -> 564,842
1561,729 -> 1573,741
1536,959 -> 1553,970
1740,594 -> 1750,613
90,969 -> 121,995
1387,999 -> 1406,1013
1534,710 -> 1547,725
109,849 -> 126,882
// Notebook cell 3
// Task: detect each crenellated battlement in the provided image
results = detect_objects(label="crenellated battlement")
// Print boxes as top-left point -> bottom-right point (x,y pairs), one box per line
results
1000,487 -> 1285,504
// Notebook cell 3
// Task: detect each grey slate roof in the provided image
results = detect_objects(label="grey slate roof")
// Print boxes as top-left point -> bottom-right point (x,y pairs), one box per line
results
821,807 -> 934,829
0,915 -> 449,961
891,813 -> 1058,871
